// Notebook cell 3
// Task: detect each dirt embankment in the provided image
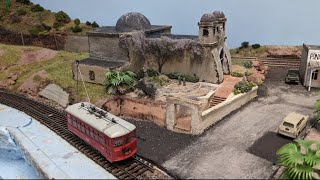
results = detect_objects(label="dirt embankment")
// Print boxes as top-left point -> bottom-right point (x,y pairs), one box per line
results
231,45 -> 302,58
0,48 -> 57,92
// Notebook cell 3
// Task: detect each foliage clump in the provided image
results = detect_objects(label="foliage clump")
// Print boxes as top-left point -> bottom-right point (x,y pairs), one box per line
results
31,4 -> 44,12
240,41 -> 250,49
233,81 -> 256,95
135,80 -> 156,99
277,140 -> 320,180
231,71 -> 244,77
29,25 -> 46,35
252,44 -> 261,49
74,18 -> 80,25
17,9 -> 27,16
53,21 -> 62,30
71,25 -> 82,33
91,21 -> 99,28
85,21 -> 92,26
165,72 -> 199,83
55,11 -> 71,24
16,0 -> 31,5
105,70 -> 136,95
243,61 -> 253,69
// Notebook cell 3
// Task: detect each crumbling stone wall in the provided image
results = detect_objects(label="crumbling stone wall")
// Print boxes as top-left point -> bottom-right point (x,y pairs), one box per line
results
119,32 -> 230,83
88,35 -> 129,61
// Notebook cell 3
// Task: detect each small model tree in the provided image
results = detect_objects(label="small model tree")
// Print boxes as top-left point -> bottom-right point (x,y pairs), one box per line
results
277,140 -> 320,179
105,70 -> 136,95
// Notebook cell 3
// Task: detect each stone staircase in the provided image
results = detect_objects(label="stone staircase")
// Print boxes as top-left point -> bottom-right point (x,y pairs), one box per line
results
261,58 -> 300,68
208,96 -> 227,108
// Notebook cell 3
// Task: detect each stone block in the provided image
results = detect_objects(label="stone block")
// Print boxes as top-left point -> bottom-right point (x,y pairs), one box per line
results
39,84 -> 69,107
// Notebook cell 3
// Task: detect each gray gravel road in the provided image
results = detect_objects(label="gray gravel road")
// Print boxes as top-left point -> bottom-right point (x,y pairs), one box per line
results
162,67 -> 318,179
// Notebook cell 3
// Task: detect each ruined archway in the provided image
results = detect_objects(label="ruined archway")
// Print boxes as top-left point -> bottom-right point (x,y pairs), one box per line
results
220,48 -> 226,73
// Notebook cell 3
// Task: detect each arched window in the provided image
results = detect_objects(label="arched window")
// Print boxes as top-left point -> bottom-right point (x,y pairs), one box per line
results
89,70 -> 95,81
203,27 -> 209,37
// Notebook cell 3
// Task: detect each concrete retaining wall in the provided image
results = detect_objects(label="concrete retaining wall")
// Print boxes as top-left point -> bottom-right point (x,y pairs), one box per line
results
103,97 -> 167,126
199,86 -> 258,134
103,87 -> 257,135
64,35 -> 89,52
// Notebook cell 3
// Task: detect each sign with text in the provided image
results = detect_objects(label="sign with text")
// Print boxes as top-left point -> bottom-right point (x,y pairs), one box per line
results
309,51 -> 320,61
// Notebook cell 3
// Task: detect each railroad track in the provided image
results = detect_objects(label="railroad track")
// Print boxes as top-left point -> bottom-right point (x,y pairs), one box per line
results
0,90 -> 156,179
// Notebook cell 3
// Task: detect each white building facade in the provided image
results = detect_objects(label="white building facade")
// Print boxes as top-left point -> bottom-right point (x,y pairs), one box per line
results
299,44 -> 320,91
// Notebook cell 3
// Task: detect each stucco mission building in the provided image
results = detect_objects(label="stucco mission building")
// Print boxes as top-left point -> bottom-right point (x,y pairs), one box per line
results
73,11 -> 232,84
299,44 -> 320,90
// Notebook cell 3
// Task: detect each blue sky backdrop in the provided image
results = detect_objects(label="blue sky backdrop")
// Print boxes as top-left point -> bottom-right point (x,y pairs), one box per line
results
31,0 -> 320,48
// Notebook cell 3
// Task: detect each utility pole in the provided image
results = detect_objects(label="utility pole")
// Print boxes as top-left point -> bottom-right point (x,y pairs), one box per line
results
5,0 -> 11,9
75,60 -> 80,102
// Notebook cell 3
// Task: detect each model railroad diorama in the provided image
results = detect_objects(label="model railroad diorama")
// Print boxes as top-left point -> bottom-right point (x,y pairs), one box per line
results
2,1 -> 320,179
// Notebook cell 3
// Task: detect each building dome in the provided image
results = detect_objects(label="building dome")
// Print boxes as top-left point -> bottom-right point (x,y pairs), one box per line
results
115,12 -> 151,32
213,11 -> 225,19
200,13 -> 217,22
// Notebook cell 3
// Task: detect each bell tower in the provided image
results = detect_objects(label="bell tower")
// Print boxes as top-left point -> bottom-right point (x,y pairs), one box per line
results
198,11 -> 227,45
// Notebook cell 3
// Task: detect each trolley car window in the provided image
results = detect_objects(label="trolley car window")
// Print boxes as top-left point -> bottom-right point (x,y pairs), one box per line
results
94,134 -> 99,142
89,131 -> 94,138
130,132 -> 135,140
99,137 -> 105,145
86,129 -> 89,135
72,121 -> 77,127
68,118 -> 72,124
77,123 -> 81,130
81,126 -> 85,133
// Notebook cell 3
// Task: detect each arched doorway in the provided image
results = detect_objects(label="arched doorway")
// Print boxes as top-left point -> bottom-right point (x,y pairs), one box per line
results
220,48 -> 225,71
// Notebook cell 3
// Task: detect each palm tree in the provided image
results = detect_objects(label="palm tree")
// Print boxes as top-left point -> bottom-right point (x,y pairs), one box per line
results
277,140 -> 320,179
105,70 -> 136,95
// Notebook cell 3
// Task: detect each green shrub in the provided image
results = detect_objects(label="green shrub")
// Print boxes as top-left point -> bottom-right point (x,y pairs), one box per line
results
135,69 -> 144,80
240,41 -> 249,49
41,23 -> 52,31
29,25 -> 46,35
233,81 -> 256,95
135,80 -> 156,98
74,18 -> 80,25
53,21 -> 62,30
135,69 -> 159,80
17,9 -> 27,16
71,25 -> 82,33
31,4 -> 44,12
86,21 -> 92,26
231,71 -> 244,77
243,61 -> 253,69
146,69 -> 159,77
165,72 -> 180,79
91,21 -> 99,28
184,74 -> 199,83
105,71 -> 136,95
244,71 -> 253,76
55,11 -> 71,23
165,72 -> 199,83
16,0 -> 31,5
252,44 -> 261,49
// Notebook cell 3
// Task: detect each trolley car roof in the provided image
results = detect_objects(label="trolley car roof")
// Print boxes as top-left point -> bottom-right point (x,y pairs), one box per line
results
65,102 -> 135,138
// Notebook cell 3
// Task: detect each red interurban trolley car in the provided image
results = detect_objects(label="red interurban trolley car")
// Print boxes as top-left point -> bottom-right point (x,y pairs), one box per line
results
65,102 -> 137,162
